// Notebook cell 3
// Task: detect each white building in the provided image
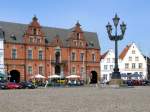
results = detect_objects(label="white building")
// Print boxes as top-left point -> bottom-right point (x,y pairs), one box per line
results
119,43 -> 147,80
101,43 -> 147,82
0,28 -> 4,75
100,49 -> 121,82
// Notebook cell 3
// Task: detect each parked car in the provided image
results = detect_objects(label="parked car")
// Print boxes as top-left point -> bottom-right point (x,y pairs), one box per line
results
6,82 -> 22,89
141,80 -> 150,86
0,80 -> 7,89
126,80 -> 133,86
19,81 -> 37,89
132,80 -> 142,86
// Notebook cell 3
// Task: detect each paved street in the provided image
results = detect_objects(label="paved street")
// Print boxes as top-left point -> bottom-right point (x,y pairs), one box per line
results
0,86 -> 150,112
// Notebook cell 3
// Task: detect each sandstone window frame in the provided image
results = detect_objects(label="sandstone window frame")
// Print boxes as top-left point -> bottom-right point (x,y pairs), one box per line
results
11,48 -> 17,59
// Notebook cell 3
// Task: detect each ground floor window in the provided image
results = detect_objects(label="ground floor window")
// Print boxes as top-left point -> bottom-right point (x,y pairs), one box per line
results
103,74 -> 107,80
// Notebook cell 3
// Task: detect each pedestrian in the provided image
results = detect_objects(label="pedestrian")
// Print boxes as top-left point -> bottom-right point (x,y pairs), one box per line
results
45,80 -> 48,88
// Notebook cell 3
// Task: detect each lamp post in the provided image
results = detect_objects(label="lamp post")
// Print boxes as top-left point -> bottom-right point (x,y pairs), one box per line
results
106,14 -> 126,80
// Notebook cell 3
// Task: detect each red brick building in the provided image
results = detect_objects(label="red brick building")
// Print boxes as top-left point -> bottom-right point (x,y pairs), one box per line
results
0,16 -> 100,83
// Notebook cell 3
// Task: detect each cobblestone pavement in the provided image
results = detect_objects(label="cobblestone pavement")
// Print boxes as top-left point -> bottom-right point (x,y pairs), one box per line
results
0,86 -> 150,112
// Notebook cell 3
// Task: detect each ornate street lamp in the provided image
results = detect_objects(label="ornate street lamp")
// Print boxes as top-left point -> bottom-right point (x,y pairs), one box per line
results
106,14 -> 126,80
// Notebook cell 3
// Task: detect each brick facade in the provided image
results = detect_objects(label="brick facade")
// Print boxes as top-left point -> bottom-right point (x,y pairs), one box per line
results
3,16 -> 100,83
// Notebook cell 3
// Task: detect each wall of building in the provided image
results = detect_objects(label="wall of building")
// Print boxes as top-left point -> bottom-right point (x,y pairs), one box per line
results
120,43 -> 147,79
0,39 -> 4,74
101,43 -> 148,82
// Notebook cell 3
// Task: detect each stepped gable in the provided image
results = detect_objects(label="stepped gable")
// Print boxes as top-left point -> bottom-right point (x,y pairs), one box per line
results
0,21 -> 100,49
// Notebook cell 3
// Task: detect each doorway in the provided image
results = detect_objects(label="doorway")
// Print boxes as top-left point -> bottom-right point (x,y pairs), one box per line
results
90,71 -> 98,84
10,70 -> 20,83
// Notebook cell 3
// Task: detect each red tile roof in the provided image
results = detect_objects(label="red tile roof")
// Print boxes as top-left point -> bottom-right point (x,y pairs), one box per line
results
119,44 -> 131,59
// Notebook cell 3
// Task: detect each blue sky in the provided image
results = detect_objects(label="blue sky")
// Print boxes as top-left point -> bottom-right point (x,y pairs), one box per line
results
0,0 -> 150,55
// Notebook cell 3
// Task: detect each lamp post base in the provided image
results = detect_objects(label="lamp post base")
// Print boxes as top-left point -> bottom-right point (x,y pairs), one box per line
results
111,71 -> 121,79
109,72 -> 123,87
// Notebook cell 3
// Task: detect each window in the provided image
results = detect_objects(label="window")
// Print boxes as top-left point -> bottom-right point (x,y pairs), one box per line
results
107,58 -> 110,63
132,63 -> 136,69
89,41 -> 94,47
38,50 -> 43,60
129,57 -> 132,61
37,38 -> 41,43
139,63 -> 142,69
28,66 -> 32,74
80,67 -> 84,75
103,74 -> 107,80
132,50 -> 135,54
104,65 -> 107,70
71,52 -> 76,61
77,33 -> 80,39
80,42 -> 83,47
112,58 -> 115,62
73,40 -> 77,46
33,28 -> 37,35
135,57 -> 139,61
92,54 -> 96,62
12,49 -> 17,59
125,63 -> 129,69
72,67 -> 76,74
29,37 -> 33,43
139,72 -> 143,75
10,34 -> 16,40
39,66 -> 43,75
110,65 -> 113,70
80,53 -> 84,61
28,49 -> 32,59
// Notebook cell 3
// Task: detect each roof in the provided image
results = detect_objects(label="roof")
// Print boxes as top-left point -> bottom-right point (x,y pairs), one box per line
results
119,44 -> 131,59
101,50 -> 109,59
0,21 -> 100,49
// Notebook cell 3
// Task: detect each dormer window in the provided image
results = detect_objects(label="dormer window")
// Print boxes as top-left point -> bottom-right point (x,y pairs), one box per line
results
89,41 -> 94,47
10,34 -> 16,40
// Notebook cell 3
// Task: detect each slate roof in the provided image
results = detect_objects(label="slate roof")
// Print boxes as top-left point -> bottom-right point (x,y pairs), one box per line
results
101,50 -> 109,60
0,21 -> 100,49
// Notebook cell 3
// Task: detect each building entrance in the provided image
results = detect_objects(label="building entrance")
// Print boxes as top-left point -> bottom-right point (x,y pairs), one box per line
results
10,70 -> 20,83
90,71 -> 98,84
55,65 -> 61,75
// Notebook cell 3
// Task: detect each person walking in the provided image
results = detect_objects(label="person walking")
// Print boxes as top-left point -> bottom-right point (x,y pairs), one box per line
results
45,80 -> 48,88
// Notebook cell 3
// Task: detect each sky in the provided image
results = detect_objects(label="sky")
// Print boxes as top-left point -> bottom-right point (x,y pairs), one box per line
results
0,0 -> 150,55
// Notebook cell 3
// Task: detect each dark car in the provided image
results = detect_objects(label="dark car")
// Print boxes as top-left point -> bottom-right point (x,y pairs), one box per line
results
141,80 -> 150,86
19,81 -> 37,89
6,82 -> 22,89
0,80 -> 7,89
126,80 -> 133,86
0,82 -> 7,89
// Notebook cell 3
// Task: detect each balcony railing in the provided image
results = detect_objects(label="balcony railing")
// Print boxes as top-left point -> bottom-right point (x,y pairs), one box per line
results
51,60 -> 67,65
